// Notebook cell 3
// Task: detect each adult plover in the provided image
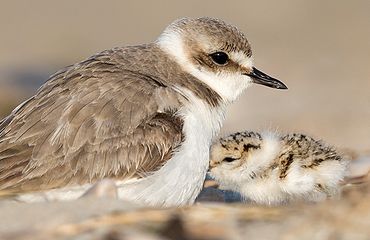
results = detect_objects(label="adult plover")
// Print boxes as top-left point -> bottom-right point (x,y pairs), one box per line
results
0,17 -> 287,206
209,131 -> 348,205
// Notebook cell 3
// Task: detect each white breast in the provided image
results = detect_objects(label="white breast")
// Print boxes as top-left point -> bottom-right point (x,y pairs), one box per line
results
117,88 -> 226,206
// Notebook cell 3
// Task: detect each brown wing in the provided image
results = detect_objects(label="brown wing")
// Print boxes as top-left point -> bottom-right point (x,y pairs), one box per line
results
0,51 -> 184,194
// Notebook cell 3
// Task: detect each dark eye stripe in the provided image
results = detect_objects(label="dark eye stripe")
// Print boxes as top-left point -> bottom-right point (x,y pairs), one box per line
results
222,157 -> 238,163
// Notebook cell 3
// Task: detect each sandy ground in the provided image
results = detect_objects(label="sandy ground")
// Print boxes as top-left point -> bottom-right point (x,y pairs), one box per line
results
1,155 -> 370,240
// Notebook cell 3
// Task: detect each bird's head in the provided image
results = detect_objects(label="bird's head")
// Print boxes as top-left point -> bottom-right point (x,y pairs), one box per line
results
209,131 -> 281,188
157,17 -> 287,103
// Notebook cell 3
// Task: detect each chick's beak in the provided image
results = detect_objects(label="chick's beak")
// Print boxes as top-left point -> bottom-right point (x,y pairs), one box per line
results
244,67 -> 288,90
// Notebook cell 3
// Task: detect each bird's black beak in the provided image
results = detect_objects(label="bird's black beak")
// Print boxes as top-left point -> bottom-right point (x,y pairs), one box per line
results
244,67 -> 288,90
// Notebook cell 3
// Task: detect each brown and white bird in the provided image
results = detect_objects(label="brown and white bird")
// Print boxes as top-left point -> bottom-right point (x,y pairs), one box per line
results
0,17 -> 287,206
209,131 -> 348,205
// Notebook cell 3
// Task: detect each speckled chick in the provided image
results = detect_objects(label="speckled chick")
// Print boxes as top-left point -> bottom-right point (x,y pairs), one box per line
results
209,131 -> 348,205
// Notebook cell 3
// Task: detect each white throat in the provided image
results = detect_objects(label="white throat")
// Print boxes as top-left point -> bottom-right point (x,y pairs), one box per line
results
157,31 -> 253,103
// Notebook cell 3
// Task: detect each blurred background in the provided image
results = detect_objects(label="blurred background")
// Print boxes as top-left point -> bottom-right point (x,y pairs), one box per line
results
0,0 -> 369,151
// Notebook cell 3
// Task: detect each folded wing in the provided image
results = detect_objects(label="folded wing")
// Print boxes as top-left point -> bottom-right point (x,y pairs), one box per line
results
0,52 -> 184,194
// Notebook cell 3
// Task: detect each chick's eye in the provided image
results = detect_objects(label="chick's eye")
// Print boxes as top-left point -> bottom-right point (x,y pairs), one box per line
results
210,52 -> 229,65
222,157 -> 238,163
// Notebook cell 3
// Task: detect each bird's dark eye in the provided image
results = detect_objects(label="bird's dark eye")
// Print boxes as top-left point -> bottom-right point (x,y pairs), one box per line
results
210,52 -> 229,65
222,157 -> 238,163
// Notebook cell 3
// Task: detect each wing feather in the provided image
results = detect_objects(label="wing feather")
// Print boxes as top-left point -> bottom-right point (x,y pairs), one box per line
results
0,51 -> 185,194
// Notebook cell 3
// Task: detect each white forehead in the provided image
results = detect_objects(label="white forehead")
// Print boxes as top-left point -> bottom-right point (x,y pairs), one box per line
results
229,51 -> 253,69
